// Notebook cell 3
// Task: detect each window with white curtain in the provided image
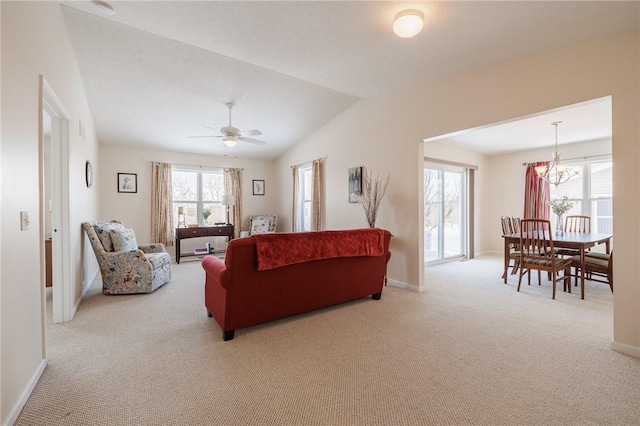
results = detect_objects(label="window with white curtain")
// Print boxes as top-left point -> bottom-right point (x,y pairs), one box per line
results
549,159 -> 612,233
172,166 -> 225,226
297,164 -> 313,231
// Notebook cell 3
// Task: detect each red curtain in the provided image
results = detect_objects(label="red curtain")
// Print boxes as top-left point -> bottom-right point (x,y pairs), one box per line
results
524,162 -> 550,219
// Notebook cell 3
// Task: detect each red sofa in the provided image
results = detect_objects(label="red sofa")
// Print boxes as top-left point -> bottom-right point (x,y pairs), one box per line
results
202,228 -> 392,341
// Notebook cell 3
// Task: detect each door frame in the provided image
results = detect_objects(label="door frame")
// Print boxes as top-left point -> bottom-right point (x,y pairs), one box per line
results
40,76 -> 72,325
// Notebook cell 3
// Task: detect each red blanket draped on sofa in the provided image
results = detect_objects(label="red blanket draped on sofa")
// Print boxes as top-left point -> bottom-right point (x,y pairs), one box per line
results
253,228 -> 385,271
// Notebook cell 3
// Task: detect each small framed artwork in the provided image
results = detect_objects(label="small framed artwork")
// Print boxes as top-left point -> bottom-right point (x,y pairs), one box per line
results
253,179 -> 265,196
117,173 -> 137,193
348,166 -> 362,203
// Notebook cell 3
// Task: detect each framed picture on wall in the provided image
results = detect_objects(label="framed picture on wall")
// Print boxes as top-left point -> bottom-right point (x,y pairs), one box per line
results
253,180 -> 265,195
117,173 -> 137,193
348,166 -> 362,203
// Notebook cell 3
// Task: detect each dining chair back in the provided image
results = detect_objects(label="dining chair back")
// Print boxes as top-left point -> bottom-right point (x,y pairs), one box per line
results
501,216 -> 519,281
564,215 -> 591,233
557,215 -> 591,259
518,219 -> 572,299
501,216 -> 513,235
511,217 -> 521,234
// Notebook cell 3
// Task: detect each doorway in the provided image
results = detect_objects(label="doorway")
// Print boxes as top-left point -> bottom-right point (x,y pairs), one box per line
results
424,162 -> 469,263
40,76 -> 72,324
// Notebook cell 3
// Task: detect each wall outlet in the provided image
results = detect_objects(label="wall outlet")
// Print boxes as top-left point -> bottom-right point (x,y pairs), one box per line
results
20,211 -> 30,230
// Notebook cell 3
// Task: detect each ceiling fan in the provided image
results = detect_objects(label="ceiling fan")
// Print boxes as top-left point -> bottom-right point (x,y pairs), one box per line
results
189,102 -> 266,147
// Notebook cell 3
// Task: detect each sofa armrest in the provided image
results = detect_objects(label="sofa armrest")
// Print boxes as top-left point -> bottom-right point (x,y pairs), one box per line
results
138,243 -> 167,254
202,255 -> 230,289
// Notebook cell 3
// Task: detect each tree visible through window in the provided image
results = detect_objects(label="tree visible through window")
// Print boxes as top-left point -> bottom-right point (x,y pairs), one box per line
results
549,159 -> 612,233
172,167 -> 226,226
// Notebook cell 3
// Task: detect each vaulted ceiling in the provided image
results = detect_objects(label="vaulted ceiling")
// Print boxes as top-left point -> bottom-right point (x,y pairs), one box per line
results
60,1 -> 639,159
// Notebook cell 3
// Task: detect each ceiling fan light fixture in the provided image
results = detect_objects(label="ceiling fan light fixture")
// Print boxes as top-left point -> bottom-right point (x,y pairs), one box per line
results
393,10 -> 424,38
223,135 -> 237,147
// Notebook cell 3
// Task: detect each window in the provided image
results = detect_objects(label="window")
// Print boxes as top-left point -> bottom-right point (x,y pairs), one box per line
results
172,167 -> 226,227
297,164 -> 312,232
549,159 -> 612,233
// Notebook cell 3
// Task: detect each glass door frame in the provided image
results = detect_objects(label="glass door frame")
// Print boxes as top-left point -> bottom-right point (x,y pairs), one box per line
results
424,161 -> 470,265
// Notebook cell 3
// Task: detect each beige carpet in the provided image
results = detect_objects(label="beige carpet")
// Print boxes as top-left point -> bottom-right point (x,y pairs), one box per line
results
16,254 -> 640,425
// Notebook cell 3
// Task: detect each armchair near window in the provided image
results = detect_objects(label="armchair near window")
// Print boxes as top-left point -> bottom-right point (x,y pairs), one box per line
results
83,220 -> 171,295
249,215 -> 277,236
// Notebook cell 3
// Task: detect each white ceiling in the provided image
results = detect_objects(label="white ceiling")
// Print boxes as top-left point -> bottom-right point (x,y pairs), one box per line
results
59,1 -> 639,160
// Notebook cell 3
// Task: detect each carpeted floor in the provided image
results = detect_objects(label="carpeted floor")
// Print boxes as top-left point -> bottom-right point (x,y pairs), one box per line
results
16,254 -> 640,425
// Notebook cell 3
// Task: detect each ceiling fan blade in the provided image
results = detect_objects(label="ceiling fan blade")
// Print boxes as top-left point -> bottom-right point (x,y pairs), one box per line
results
201,125 -> 222,133
239,129 -> 262,137
240,137 -> 267,146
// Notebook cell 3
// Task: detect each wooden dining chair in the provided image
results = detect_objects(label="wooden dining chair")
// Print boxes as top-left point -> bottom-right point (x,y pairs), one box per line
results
501,216 -> 520,279
570,250 -> 613,293
564,215 -> 591,233
556,215 -> 592,260
518,219 -> 572,299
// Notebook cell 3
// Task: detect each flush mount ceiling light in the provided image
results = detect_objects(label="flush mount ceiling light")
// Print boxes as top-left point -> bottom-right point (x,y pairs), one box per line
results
393,10 -> 424,38
92,0 -> 115,16
223,135 -> 238,147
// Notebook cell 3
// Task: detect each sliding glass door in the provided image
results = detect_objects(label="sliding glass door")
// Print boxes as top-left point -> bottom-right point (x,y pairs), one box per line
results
424,163 -> 468,263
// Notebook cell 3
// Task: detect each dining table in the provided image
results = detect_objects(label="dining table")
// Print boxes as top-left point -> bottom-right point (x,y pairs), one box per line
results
503,231 -> 612,299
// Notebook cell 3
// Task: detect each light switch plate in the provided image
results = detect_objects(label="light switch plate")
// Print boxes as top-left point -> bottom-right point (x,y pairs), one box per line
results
20,211 -> 30,230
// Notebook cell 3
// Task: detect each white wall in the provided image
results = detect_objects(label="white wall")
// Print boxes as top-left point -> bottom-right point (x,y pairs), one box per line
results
99,144 -> 277,257
275,31 -> 640,354
1,2 -> 100,424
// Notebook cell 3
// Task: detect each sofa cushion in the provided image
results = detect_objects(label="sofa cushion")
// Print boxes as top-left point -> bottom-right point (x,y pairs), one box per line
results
93,221 -> 126,252
111,228 -> 139,252
250,218 -> 270,234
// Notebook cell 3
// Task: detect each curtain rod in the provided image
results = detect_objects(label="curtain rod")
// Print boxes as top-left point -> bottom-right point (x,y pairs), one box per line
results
290,157 -> 326,168
522,154 -> 611,166
168,162 -> 244,170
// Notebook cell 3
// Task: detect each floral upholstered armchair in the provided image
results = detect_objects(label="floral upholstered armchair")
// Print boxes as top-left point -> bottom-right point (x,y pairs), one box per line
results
83,220 -> 171,295
249,215 -> 278,236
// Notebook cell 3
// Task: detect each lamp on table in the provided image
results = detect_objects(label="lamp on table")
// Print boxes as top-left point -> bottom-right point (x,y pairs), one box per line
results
222,195 -> 236,225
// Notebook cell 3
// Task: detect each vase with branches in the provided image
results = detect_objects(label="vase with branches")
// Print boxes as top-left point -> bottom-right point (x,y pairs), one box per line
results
359,167 -> 390,228
550,195 -> 573,235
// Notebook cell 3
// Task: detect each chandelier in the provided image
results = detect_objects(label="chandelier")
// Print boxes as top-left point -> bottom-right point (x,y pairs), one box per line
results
535,121 -> 578,187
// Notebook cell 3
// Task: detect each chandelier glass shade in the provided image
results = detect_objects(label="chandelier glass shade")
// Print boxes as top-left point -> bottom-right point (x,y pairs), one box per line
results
535,121 -> 578,187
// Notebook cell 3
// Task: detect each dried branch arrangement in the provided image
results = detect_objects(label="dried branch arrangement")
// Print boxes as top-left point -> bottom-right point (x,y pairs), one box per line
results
360,167 -> 390,228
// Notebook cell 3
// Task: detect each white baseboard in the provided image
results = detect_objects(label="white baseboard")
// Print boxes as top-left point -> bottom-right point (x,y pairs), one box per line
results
74,268 -> 99,318
386,278 -> 422,292
3,359 -> 46,426
610,340 -> 640,359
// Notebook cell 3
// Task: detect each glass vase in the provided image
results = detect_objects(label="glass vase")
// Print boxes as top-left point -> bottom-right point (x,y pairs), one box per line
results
555,214 -> 564,235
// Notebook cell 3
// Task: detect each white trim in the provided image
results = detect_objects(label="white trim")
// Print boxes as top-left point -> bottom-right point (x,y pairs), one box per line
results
610,340 -> 640,359
387,278 -> 421,292
40,76 -> 73,325
3,359 -> 46,426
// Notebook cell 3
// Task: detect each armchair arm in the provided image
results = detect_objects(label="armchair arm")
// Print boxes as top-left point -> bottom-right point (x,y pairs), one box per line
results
138,243 -> 167,254
102,250 -> 149,268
